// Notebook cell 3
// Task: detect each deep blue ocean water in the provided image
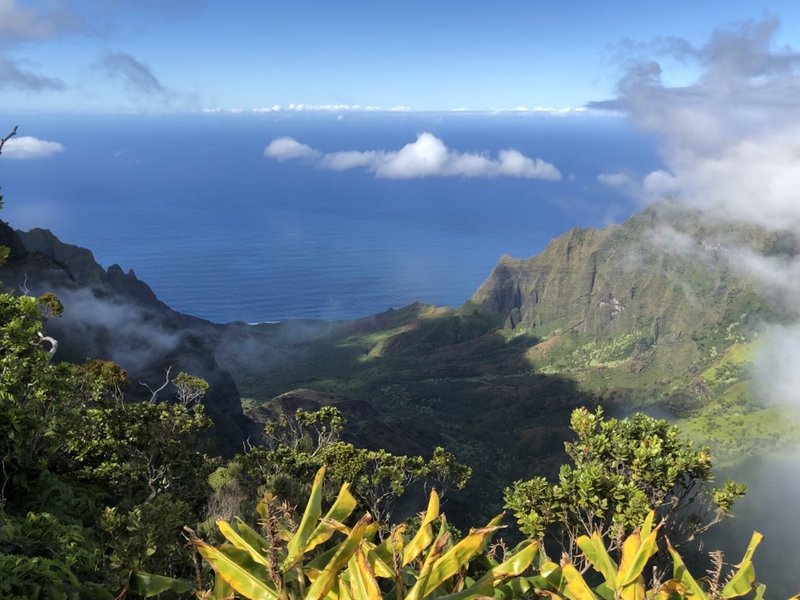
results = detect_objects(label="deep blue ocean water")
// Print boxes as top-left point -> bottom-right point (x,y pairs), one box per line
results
1,113 -> 660,323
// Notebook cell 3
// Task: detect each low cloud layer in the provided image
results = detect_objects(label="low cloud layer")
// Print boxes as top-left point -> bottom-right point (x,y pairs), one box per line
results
52,287 -> 181,372
265,132 -> 561,181
1,135 -> 63,159
592,17 -> 800,231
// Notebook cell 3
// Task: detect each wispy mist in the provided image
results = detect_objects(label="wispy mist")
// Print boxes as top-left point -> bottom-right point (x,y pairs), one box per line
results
47,286 -> 180,371
596,17 -> 800,594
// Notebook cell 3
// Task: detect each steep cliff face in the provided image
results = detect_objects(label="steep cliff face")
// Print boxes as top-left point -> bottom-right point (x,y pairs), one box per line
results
470,225 -> 615,333
456,202 -> 798,405
469,203 -> 785,340
0,223 -> 253,455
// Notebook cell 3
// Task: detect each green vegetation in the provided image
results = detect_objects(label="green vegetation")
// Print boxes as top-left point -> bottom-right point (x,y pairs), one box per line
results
147,469 -> 772,600
0,266 -> 214,596
212,406 -> 471,526
503,408 -> 745,561
188,467 -> 540,600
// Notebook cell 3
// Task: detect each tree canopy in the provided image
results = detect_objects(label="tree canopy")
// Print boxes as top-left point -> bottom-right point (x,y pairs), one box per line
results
504,407 -> 745,560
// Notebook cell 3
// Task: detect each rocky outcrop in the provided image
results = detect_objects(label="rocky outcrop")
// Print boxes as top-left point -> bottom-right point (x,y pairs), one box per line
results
0,223 -> 253,455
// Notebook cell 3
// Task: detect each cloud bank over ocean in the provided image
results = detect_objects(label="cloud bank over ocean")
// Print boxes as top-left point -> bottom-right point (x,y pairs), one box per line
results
264,132 -> 561,181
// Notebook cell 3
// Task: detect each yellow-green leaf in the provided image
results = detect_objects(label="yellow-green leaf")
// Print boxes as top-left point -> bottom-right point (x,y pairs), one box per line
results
405,532 -> 449,600
347,546 -> 382,600
362,541 -> 395,579
667,540 -> 707,599
373,524 -> 405,568
234,518 -> 272,556
437,540 -> 539,600
306,515 -> 371,600
616,526 -> 658,589
560,559 -> 598,600
421,525 -> 503,596
218,519 -> 270,567
212,574 -> 235,600
129,571 -> 194,597
577,532 -> 617,586
480,540 -> 539,582
284,466 -> 327,570
305,546 -> 339,582
720,532 -> 763,598
337,574 -> 354,600
195,540 -> 279,600
403,489 -> 440,566
640,511 -> 655,540
307,483 -> 359,551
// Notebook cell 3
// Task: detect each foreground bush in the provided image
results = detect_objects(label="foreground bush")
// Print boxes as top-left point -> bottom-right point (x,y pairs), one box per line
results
140,467 -> 780,599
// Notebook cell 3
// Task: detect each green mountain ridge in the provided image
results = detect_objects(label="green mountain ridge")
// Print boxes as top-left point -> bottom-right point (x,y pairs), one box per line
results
3,201 -> 800,521
209,202 -> 800,519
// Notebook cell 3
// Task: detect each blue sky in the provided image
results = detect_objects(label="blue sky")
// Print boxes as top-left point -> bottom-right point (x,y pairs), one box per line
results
2,0 -> 800,113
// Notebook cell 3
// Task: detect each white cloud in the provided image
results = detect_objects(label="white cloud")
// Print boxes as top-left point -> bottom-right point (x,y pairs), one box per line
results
592,17 -> 800,230
490,106 -> 589,116
270,132 -> 561,181
496,149 -> 561,179
203,103 -> 413,114
597,172 -> 633,188
2,136 -> 63,159
320,150 -> 380,171
372,132 -> 449,178
263,137 -> 320,161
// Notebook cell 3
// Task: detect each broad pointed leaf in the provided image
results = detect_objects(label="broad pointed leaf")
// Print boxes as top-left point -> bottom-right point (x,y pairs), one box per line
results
307,483 -> 359,551
130,571 -> 194,597
218,519 -> 271,567
720,532 -> 763,598
403,489 -> 440,565
421,525 -> 504,596
212,574 -> 235,599
560,559 -> 598,600
667,540 -> 707,599
577,532 -> 617,586
195,540 -> 279,600
405,533 -> 449,600
362,541 -> 395,579
437,540 -> 539,600
306,514 -> 371,600
284,466 -> 327,569
347,546 -> 382,600
616,526 -> 658,589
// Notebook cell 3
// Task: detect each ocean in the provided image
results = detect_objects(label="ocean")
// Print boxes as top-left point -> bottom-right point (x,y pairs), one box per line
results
1,112 -> 660,323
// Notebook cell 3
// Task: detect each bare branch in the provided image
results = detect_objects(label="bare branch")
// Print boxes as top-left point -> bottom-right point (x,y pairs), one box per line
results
37,331 -> 58,361
0,126 -> 18,156
140,366 -> 172,404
